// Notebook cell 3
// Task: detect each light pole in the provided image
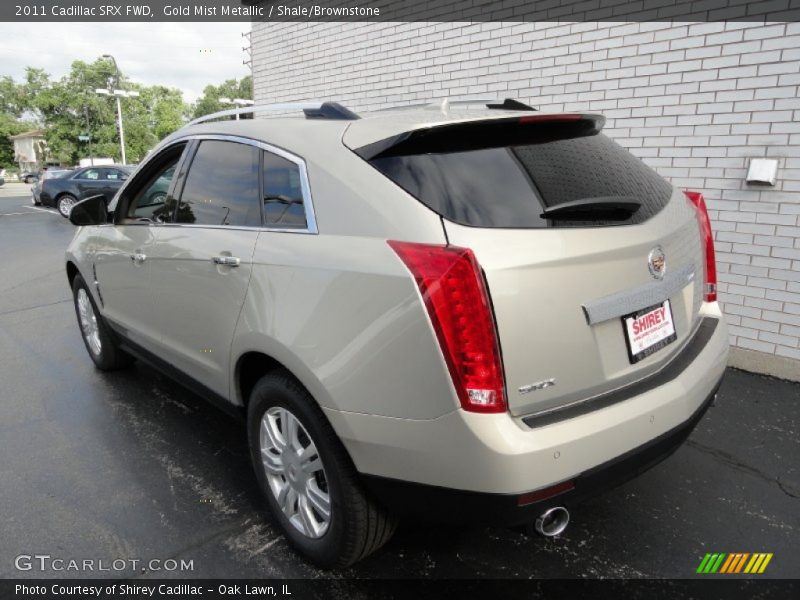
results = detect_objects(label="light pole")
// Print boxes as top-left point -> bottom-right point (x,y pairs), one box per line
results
95,54 -> 139,165
219,97 -> 254,119
83,107 -> 94,165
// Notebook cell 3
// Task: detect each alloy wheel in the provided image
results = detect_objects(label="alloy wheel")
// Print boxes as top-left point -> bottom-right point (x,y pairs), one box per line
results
58,196 -> 76,217
259,407 -> 331,539
76,288 -> 102,356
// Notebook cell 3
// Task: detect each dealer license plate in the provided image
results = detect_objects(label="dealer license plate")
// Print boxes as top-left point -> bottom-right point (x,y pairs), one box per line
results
622,300 -> 677,364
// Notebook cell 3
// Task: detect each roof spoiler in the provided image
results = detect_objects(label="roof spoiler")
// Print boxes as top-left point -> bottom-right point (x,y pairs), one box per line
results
354,114 -> 606,161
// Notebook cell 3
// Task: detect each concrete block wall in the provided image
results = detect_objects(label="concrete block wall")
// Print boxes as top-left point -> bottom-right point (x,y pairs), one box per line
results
251,21 -> 800,374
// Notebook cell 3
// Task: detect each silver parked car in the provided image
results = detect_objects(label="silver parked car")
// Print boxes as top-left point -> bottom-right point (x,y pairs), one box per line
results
65,100 -> 728,567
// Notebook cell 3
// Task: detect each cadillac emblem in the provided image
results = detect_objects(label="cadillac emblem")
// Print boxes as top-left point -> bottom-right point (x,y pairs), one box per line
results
648,246 -> 666,280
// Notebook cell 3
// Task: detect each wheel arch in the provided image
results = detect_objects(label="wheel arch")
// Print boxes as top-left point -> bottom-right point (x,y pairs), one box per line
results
66,261 -> 80,287
234,346 -> 335,413
235,351 -> 284,410
54,190 -> 77,202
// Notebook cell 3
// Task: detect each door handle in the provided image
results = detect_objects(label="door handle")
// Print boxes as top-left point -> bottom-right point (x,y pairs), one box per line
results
213,256 -> 241,267
130,253 -> 147,265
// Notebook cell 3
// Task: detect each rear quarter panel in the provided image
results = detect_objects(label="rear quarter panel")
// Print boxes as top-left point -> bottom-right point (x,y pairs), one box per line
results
231,234 -> 460,419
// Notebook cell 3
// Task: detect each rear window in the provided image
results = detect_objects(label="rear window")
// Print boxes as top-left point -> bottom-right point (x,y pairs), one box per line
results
368,131 -> 672,228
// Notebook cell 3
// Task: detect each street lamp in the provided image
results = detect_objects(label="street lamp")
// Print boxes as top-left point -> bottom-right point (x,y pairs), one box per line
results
95,54 -> 139,165
219,97 -> 254,119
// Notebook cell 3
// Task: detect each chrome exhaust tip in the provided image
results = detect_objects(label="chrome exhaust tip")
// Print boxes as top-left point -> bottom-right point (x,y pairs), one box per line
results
534,506 -> 570,537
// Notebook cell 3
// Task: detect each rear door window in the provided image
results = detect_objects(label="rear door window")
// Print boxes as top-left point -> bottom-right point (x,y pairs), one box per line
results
262,151 -> 307,229
106,169 -> 128,181
176,140 -> 261,227
369,131 -> 672,229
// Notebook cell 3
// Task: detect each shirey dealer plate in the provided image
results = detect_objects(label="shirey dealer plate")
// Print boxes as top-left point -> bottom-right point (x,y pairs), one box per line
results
622,300 -> 677,364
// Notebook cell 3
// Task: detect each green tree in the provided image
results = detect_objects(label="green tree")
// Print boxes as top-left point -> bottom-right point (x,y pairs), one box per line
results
0,113 -> 27,169
30,59 -> 189,165
192,75 -> 252,119
0,67 -> 46,169
3,60 -> 256,168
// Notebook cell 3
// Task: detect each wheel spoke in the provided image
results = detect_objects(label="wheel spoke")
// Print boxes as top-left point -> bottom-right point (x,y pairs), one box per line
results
285,412 -> 301,452
298,444 -> 322,475
305,480 -> 331,520
298,495 -> 320,537
276,482 -> 290,513
282,487 -> 298,518
260,447 -> 284,475
277,408 -> 292,447
261,413 -> 286,451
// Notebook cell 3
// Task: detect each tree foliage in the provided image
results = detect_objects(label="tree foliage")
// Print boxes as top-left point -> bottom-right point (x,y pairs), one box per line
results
0,113 -> 27,168
29,59 -> 191,164
192,75 -> 252,119
1,60 -> 252,168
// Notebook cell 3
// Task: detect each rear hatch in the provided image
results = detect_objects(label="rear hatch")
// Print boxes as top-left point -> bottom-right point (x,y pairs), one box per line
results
347,112 -> 704,418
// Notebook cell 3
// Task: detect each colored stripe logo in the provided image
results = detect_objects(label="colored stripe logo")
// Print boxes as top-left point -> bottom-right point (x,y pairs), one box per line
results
696,552 -> 773,574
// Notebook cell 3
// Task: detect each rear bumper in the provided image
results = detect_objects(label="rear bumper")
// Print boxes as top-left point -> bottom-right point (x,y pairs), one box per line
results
361,376 -> 721,526
326,303 -> 728,507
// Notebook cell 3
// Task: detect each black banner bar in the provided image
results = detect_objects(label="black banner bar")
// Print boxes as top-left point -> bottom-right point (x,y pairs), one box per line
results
2,0 -> 800,23
1,579 -> 799,600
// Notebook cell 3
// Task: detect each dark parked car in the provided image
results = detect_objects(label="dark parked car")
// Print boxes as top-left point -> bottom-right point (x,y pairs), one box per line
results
21,171 -> 41,183
31,169 -> 74,206
40,165 -> 133,217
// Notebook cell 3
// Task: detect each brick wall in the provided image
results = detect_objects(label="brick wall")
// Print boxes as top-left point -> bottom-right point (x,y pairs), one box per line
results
252,21 -> 800,367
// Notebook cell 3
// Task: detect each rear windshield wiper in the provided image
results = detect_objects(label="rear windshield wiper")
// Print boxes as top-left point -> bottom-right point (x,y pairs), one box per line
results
540,196 -> 641,221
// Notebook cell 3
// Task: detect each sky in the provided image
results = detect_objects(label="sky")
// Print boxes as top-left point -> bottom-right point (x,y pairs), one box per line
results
0,23 -> 251,102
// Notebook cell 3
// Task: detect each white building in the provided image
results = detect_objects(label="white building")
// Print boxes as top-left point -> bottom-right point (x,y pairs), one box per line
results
251,21 -> 800,380
11,129 -> 45,172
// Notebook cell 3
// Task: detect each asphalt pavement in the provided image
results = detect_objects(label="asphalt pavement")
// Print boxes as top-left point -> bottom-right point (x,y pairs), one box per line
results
0,182 -> 798,581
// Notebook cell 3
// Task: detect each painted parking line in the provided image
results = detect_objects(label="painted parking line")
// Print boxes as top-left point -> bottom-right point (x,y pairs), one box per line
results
24,205 -> 59,213
0,206 -> 59,217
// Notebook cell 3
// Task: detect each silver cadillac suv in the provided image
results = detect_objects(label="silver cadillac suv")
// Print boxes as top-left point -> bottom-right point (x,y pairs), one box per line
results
65,100 -> 729,567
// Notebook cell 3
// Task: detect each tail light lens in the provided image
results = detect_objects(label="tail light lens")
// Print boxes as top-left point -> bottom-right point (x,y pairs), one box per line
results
519,114 -> 582,123
684,191 -> 717,302
388,241 -> 506,413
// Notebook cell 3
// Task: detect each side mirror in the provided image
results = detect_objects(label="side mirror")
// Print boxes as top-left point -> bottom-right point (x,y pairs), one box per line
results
69,194 -> 108,226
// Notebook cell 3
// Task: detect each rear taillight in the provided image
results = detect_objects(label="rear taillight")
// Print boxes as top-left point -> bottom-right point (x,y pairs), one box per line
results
684,191 -> 717,302
519,114 -> 582,123
388,241 -> 506,413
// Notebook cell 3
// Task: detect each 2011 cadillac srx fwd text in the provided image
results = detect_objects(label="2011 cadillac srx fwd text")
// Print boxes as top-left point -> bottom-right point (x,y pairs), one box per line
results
64,100 -> 728,567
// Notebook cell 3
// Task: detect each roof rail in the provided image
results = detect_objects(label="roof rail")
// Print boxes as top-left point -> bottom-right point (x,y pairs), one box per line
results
184,101 -> 359,128
374,98 -> 497,112
374,97 -> 537,115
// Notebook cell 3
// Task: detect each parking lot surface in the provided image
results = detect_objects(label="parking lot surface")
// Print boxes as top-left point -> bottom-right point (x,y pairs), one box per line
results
0,184 -> 798,581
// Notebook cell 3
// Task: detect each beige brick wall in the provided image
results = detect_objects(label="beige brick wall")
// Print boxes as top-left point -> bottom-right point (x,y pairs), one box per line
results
252,21 -> 800,365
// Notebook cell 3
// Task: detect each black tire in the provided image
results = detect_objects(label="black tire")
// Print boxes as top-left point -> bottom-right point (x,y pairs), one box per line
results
72,274 -> 134,371
248,370 -> 396,568
57,194 -> 78,218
